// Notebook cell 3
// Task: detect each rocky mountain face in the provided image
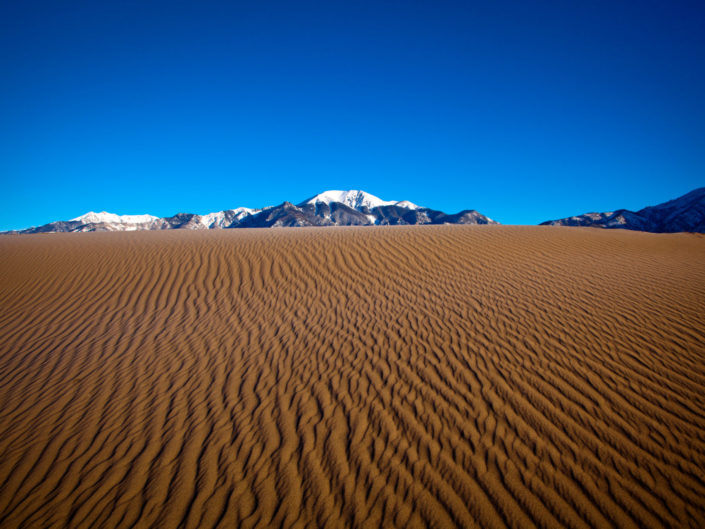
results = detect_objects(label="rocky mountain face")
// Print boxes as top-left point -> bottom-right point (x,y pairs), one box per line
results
11,190 -> 498,233
540,188 -> 705,233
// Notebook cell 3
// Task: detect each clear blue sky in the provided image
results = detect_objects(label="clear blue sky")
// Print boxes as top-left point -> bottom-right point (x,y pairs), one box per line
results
2,1 -> 703,230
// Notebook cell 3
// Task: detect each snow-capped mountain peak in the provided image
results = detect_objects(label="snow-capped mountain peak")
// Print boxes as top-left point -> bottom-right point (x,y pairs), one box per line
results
302,190 -> 419,211
394,200 -> 420,210
8,189 -> 498,233
71,211 -> 159,224
199,207 -> 260,228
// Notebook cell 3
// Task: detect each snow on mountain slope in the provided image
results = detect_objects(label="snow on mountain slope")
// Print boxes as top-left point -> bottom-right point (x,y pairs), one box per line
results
302,190 -> 419,211
7,189 -> 496,233
71,212 -> 159,224
394,200 -> 420,210
199,207 -> 259,228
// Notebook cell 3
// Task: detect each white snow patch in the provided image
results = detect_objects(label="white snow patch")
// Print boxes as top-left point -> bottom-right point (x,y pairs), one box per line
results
200,207 -> 259,228
232,207 -> 258,220
305,190 -> 420,211
394,200 -> 420,210
199,211 -> 226,228
71,211 -> 159,224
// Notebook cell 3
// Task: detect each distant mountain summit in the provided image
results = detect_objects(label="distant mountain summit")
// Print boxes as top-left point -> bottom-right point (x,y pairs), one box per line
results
9,190 -> 497,233
9,187 -> 705,234
302,190 -> 420,211
71,212 -> 160,225
541,188 -> 705,233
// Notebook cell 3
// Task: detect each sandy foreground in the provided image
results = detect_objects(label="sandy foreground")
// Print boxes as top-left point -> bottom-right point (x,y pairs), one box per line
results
0,225 -> 704,529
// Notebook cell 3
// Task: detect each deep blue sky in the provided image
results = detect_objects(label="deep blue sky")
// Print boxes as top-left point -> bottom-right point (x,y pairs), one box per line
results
2,1 -> 704,230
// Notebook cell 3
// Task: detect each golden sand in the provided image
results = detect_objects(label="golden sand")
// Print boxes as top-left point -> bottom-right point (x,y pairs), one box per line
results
1,225 -> 704,528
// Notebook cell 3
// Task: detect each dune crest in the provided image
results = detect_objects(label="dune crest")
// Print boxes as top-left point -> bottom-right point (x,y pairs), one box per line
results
1,226 -> 704,528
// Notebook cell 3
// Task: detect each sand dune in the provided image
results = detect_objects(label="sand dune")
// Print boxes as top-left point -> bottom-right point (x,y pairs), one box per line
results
1,225 -> 704,528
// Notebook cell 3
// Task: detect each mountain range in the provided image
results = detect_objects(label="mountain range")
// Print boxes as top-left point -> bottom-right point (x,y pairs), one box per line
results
5,187 -> 704,234
540,187 -> 705,233
9,190 -> 497,234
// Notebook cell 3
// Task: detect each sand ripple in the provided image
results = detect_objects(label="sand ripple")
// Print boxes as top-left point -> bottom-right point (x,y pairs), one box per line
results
1,226 -> 704,528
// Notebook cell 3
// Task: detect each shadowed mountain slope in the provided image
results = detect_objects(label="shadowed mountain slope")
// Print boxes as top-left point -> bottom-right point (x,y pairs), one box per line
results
541,187 -> 705,232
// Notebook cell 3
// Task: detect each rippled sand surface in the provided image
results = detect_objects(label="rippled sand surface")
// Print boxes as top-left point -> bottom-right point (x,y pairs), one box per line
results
1,226 -> 704,528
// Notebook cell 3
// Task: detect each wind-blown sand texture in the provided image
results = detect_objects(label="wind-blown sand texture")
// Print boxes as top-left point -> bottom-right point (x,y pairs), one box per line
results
1,225 -> 704,529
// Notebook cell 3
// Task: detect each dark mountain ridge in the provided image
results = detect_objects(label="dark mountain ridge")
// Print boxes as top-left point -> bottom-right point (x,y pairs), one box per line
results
540,187 -> 705,233
7,190 -> 497,234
